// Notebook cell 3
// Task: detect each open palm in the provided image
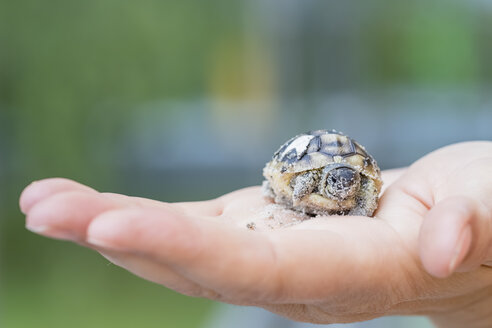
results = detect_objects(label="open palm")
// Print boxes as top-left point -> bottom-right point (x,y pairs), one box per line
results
21,142 -> 492,327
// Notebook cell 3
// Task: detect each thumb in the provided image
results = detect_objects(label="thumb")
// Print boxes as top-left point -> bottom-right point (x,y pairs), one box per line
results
419,196 -> 492,278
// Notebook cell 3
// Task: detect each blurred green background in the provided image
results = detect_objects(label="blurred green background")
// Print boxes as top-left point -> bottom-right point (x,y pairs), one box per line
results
1,0 -> 491,327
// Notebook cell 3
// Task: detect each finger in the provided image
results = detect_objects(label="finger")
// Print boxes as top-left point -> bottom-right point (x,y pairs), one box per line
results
86,207 -> 281,303
24,183 -> 243,241
24,189 -> 226,299
25,191 -> 130,240
381,167 -> 407,190
420,155 -> 492,277
107,187 -> 263,220
419,196 -> 492,278
20,178 -> 96,214
97,249 -> 211,297
105,193 -> 225,217
175,186 -> 261,218
21,184 -> 211,296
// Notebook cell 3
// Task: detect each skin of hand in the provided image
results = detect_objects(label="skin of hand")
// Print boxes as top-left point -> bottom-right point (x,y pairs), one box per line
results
20,141 -> 492,328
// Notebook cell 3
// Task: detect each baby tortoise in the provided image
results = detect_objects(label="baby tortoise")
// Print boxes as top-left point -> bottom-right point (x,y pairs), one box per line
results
262,129 -> 382,217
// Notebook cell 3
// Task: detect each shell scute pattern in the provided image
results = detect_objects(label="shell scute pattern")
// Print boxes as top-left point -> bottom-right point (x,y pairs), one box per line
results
318,133 -> 356,157
274,130 -> 376,174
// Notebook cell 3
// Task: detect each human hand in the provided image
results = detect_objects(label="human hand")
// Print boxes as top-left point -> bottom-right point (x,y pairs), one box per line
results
20,142 -> 492,327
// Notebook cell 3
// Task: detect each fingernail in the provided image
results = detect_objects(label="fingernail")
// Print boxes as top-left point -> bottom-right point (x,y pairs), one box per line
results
26,224 -> 79,240
86,236 -> 115,249
26,224 -> 50,233
449,225 -> 472,274
86,236 -> 129,252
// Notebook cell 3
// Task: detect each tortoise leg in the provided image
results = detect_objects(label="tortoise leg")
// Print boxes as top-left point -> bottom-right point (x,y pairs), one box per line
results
348,177 -> 379,217
291,171 -> 319,206
261,180 -> 276,199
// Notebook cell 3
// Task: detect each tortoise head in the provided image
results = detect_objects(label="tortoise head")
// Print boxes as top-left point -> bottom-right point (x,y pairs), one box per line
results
320,164 -> 361,200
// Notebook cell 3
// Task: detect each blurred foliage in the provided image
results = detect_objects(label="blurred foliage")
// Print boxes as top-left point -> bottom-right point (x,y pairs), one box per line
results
363,0 -> 480,85
361,1 -> 487,85
402,3 -> 478,84
0,0 -> 241,179
3,240 -> 212,328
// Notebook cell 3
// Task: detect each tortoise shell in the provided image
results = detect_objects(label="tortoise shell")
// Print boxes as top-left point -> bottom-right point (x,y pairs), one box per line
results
273,130 -> 381,181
